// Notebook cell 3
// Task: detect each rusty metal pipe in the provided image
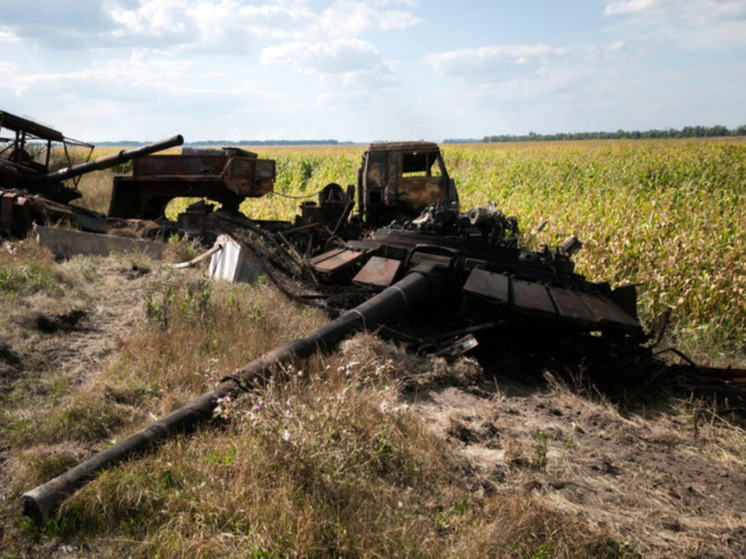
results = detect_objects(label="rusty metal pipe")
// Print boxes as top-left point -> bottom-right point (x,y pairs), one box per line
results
35,135 -> 184,185
21,262 -> 448,525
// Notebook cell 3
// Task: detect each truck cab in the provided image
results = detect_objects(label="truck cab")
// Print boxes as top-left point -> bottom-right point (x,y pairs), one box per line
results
359,141 -> 459,226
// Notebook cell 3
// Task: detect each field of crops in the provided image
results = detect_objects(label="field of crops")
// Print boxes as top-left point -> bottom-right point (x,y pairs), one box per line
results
230,139 -> 744,363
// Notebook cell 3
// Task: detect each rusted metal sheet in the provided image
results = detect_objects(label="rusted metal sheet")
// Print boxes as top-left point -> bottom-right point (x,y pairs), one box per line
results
222,157 -> 274,198
548,286 -> 599,326
0,189 -> 76,237
208,235 -> 263,284
353,255 -> 401,287
134,153 -> 228,176
463,267 -> 510,306
366,141 -> 442,153
109,149 -> 275,219
310,247 -> 366,273
577,292 -> 640,329
511,279 -> 557,317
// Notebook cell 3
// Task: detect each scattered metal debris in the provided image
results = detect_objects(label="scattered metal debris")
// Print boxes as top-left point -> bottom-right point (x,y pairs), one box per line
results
207,234 -> 263,283
5,113 -> 741,525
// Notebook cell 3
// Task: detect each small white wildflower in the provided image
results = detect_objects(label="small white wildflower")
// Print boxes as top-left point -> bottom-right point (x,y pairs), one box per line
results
282,430 -> 291,442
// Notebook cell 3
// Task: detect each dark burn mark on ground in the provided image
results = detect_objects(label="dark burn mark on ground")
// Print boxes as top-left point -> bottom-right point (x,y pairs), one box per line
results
33,309 -> 87,333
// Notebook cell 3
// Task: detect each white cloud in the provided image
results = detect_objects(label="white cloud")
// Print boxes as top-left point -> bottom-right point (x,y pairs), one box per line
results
0,50 -> 264,103
426,43 -> 622,84
603,0 -> 746,49
0,0 -> 117,29
0,0 -> 421,52
427,44 -> 561,78
261,39 -> 375,73
604,0 -> 656,15
320,0 -> 420,38
260,38 -> 397,88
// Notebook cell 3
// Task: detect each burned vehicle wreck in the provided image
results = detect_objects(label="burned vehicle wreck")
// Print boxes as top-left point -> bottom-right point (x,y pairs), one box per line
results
3,113 -> 738,525
0,110 -> 183,237
21,139 -> 664,524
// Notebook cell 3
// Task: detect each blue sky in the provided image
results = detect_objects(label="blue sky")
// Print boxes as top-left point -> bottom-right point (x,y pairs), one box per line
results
0,0 -> 744,142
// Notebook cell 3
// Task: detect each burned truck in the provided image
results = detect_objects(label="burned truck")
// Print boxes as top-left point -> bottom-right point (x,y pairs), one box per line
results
356,141 -> 459,226
108,147 -> 276,220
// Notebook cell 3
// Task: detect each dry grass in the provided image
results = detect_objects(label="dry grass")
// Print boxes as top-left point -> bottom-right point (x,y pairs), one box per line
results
1,249 -> 651,558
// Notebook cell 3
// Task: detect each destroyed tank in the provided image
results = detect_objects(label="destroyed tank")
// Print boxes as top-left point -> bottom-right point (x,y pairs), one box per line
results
0,110 -> 183,236
22,139 -> 648,524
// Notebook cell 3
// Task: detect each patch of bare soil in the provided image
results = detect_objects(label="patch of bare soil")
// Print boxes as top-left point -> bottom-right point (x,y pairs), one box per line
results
409,370 -> 746,558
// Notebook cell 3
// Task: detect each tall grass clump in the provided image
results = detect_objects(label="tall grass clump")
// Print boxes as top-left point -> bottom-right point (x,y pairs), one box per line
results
0,241 -> 70,296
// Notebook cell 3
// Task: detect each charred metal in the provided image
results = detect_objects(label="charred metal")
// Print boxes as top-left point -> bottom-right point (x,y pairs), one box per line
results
3,110 -> 743,526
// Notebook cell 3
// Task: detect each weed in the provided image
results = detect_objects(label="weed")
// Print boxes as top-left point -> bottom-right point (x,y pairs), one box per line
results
0,262 -> 64,296
531,431 -> 549,471
144,280 -> 212,330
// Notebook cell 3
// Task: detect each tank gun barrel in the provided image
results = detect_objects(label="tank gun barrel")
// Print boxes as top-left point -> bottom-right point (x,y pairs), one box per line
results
20,260 -> 448,525
35,134 -> 184,185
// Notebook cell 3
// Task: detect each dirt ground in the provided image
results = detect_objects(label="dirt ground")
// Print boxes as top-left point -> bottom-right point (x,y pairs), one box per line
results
1,253 -> 745,558
410,377 -> 746,558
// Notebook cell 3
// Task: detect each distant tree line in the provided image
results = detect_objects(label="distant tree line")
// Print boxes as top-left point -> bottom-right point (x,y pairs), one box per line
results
463,124 -> 746,144
190,139 -> 348,146
97,139 -> 350,147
